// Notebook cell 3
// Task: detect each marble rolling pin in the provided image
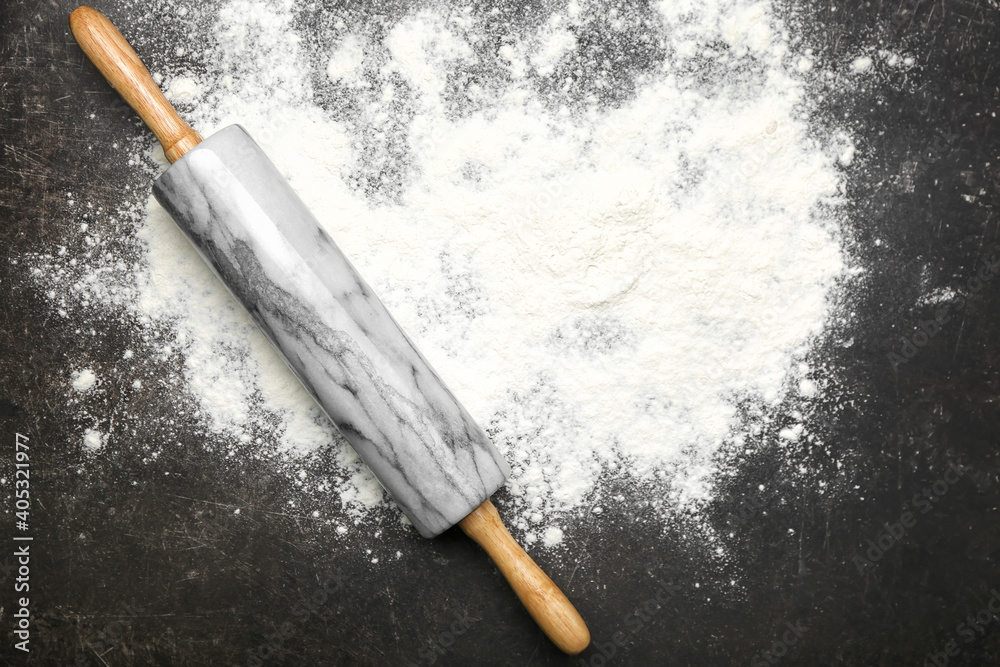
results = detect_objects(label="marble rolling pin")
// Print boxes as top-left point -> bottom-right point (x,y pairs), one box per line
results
70,5 -> 589,655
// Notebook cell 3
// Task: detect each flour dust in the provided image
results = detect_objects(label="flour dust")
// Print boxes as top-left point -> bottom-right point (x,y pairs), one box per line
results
31,0 -> 857,556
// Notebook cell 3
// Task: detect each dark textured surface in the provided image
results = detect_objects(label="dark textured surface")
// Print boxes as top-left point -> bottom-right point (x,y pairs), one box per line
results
1,0 -> 999,665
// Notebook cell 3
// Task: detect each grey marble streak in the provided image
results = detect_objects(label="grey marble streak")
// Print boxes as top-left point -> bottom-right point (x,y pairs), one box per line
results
152,125 -> 509,538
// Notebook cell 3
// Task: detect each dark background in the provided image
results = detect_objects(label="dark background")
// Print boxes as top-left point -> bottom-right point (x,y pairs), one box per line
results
2,0 -> 999,665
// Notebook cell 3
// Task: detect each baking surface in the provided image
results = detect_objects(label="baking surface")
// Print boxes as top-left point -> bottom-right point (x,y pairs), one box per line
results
2,0 -> 999,665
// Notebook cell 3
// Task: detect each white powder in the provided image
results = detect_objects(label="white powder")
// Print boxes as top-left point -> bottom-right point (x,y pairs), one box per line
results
852,56 -> 873,72
530,21 -> 578,76
325,34 -> 364,83
72,368 -> 97,392
920,286 -> 957,306
83,428 -> 105,451
798,378 -> 819,398
542,526 -> 565,548
778,424 -> 804,442
166,76 -> 201,102
39,0 -> 852,548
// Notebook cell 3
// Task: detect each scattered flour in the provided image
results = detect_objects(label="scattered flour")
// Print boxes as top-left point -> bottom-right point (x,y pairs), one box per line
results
798,379 -> 819,398
165,76 -> 201,102
531,22 -> 578,76
920,286 -> 957,306
325,34 -> 364,83
72,368 -> 97,392
542,526 -> 565,548
40,0 -> 854,548
852,55 -> 873,72
83,428 -> 105,451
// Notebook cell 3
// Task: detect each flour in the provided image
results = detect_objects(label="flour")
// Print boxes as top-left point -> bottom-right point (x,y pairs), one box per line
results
38,0 -> 852,549
165,76 -> 201,102
72,369 -> 97,392
83,428 -> 105,452
531,22 -> 578,76
852,56 -> 874,72
325,35 -> 364,83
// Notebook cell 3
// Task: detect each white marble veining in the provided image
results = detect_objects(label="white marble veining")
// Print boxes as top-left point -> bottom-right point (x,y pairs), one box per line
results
153,125 -> 509,537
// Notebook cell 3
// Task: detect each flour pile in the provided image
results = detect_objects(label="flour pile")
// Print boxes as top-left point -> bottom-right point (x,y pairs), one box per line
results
47,0 -> 850,545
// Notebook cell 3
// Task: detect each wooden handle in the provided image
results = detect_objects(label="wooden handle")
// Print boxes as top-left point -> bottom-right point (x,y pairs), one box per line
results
459,500 -> 590,654
69,6 -> 201,162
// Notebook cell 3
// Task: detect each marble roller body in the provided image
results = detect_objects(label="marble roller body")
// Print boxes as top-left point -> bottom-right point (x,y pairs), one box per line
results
152,124 -> 510,538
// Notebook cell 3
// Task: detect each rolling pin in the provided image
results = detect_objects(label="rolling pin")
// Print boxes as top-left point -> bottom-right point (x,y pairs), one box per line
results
69,5 -> 589,655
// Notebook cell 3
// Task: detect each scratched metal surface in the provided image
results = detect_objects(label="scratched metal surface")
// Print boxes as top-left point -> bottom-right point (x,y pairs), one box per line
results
2,0 -> 1000,665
